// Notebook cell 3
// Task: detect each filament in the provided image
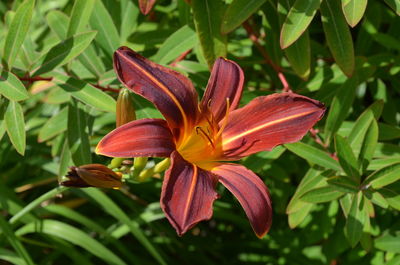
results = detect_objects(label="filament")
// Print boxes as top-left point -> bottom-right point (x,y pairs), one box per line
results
196,126 -> 215,149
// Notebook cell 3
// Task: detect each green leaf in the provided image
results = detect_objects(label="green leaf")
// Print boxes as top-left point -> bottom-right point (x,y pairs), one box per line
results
38,107 -> 68,142
0,215 -> 34,265
53,74 -> 116,113
59,138 -> 72,177
5,100 -> 25,155
280,0 -> 321,49
383,0 -> 400,16
375,232 -> 400,253
327,176 -> 359,193
379,123 -> 400,140
16,219 -> 126,265
153,26 -> 198,65
89,0 -> 120,57
3,0 -> 35,69
31,31 -> 97,76
82,189 -> 167,265
324,76 -> 358,144
287,167 -> 328,213
285,142 -> 341,171
335,135 -> 360,181
120,0 -> 139,42
67,99 -> 91,166
380,188 -> 400,211
46,10 -> 69,39
0,71 -> 29,101
342,0 -> 368,27
284,31 -> 311,80
288,203 -> 313,228
192,0 -> 227,69
66,0 -> 95,38
363,190 -> 388,209
300,186 -> 344,203
221,0 -> 267,34
359,119 -> 379,172
363,163 -> 400,189
345,192 -> 365,247
320,0 -> 355,76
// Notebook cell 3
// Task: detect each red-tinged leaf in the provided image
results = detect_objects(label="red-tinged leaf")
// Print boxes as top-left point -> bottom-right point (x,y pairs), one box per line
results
200,58 -> 244,122
161,151 -> 218,236
139,0 -> 156,15
212,163 -> 272,238
113,47 -> 199,141
96,119 -> 175,158
221,93 -> 325,159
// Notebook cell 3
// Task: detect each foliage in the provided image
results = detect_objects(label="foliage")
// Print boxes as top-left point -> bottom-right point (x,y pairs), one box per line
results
0,0 -> 400,264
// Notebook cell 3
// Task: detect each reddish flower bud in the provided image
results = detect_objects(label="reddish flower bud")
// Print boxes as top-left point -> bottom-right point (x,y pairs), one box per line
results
60,164 -> 122,189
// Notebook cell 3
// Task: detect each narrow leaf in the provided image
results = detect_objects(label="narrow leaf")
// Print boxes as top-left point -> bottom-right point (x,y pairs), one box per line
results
221,0 -> 267,34
363,163 -> 400,189
38,107 -> 68,142
67,0 -> 95,37
5,100 -> 25,155
153,25 -> 198,65
53,74 -> 116,113
192,0 -> 227,69
0,215 -> 34,265
375,232 -> 400,253
300,186 -> 344,203
31,31 -> 97,76
380,188 -> 400,211
285,142 -> 341,171
327,176 -> 359,193
345,192 -> 365,247
320,0 -> 355,76
0,71 -> 29,101
89,0 -> 120,57
280,0 -> 321,49
3,0 -> 35,69
359,119 -> 378,172
335,135 -> 360,181
67,99 -> 92,166
324,76 -> 358,144
46,10 -> 69,39
342,0 -> 368,27
16,220 -> 126,265
284,31 -> 311,80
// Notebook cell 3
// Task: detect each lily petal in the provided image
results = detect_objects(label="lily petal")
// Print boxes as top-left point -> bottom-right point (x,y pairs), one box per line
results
221,93 -> 325,159
161,151 -> 219,236
211,163 -> 272,238
200,58 -> 244,122
114,47 -> 199,140
96,119 -> 175,158
139,0 -> 156,15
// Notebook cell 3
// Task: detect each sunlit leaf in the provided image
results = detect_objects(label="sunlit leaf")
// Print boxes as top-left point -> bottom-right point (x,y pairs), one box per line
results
363,163 -> 400,189
280,0 -> 321,49
67,0 -> 95,38
300,186 -> 344,203
345,192 -> 366,247
342,0 -> 368,27
320,0 -> 355,76
0,71 -> 29,101
4,100 -> 25,155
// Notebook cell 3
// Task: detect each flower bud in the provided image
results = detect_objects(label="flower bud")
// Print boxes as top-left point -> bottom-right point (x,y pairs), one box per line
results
116,88 -> 136,127
60,164 -> 122,189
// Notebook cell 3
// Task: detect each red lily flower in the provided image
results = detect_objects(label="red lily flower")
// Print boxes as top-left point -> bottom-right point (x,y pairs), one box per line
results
96,46 -> 325,237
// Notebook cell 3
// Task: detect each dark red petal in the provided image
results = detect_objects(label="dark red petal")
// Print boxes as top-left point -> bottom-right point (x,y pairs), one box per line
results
212,163 -> 272,238
161,151 -> 219,236
114,47 -> 199,140
200,58 -> 244,122
96,119 -> 175,158
221,93 -> 325,159
139,0 -> 156,15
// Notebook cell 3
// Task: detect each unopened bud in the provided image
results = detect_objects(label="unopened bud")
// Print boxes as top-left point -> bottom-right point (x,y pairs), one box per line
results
116,88 -> 136,127
60,164 -> 122,189
154,158 -> 170,173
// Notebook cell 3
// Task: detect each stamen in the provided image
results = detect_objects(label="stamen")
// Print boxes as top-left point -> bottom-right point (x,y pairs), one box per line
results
196,126 -> 215,149
215,98 -> 231,139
